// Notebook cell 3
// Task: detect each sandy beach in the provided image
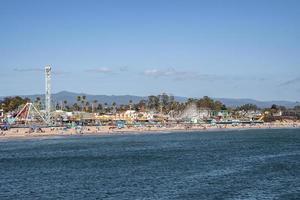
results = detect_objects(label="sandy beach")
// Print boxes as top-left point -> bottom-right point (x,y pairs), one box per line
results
1,121 -> 299,140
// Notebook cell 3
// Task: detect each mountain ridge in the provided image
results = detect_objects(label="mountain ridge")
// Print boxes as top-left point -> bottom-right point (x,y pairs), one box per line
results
1,91 -> 299,108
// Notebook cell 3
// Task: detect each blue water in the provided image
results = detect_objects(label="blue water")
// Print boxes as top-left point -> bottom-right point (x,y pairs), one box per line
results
0,129 -> 299,199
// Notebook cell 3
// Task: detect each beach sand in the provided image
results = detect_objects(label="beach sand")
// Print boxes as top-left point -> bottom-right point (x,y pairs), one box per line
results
1,121 -> 299,140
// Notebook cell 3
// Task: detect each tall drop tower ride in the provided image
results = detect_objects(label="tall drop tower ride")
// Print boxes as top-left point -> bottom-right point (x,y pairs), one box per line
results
45,65 -> 51,124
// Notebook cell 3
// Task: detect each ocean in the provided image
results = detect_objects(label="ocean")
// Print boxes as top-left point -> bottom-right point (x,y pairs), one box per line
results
0,129 -> 299,199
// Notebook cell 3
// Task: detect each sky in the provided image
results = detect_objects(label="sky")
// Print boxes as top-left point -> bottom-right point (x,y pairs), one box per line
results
0,0 -> 299,101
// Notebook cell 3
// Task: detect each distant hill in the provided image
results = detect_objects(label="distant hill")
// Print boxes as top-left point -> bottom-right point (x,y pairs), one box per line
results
1,91 -> 299,108
214,98 -> 299,109
20,91 -> 148,106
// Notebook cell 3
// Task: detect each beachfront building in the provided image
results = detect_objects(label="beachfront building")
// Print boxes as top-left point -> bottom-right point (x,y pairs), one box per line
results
273,111 -> 282,117
235,110 -> 263,121
210,110 -> 230,118
121,110 -> 159,121
124,110 -> 138,120
282,110 -> 300,120
52,110 -> 74,124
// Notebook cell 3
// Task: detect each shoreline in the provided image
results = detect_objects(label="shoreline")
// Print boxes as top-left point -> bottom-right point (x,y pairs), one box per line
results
1,122 -> 299,141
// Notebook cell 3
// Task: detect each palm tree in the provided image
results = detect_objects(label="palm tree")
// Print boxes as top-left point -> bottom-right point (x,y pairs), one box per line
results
82,96 -> 87,111
63,100 -> 68,110
148,95 -> 160,111
81,100 -> 85,111
85,102 -> 90,112
112,102 -> 116,113
97,103 -> 103,113
77,96 -> 81,110
35,97 -> 42,110
104,102 -> 108,113
93,100 -> 98,113
73,103 -> 80,111
129,100 -> 133,110
82,95 -> 86,102
137,100 -> 146,112
56,103 -> 60,110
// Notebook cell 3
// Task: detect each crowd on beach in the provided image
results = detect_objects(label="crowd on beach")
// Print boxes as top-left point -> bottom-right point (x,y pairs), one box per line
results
1,121 -> 299,139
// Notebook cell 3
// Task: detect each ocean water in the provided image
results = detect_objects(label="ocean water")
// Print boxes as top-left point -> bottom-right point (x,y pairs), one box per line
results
0,129 -> 299,200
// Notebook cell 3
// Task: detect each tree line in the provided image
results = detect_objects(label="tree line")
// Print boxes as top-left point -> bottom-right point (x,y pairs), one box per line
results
1,95 -> 299,119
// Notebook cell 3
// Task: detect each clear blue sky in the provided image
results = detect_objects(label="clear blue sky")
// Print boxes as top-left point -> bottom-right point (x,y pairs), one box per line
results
0,0 -> 299,101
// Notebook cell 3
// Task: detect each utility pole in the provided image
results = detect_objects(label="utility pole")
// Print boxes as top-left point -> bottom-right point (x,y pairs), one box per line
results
45,65 -> 51,124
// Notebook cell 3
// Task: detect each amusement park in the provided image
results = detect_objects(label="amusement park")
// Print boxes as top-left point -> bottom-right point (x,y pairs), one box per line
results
0,66 -> 300,136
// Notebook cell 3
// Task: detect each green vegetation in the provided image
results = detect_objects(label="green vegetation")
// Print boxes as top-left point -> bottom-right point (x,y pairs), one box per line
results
0,96 -> 30,112
235,104 -> 258,111
185,96 -> 227,111
1,94 -> 299,120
